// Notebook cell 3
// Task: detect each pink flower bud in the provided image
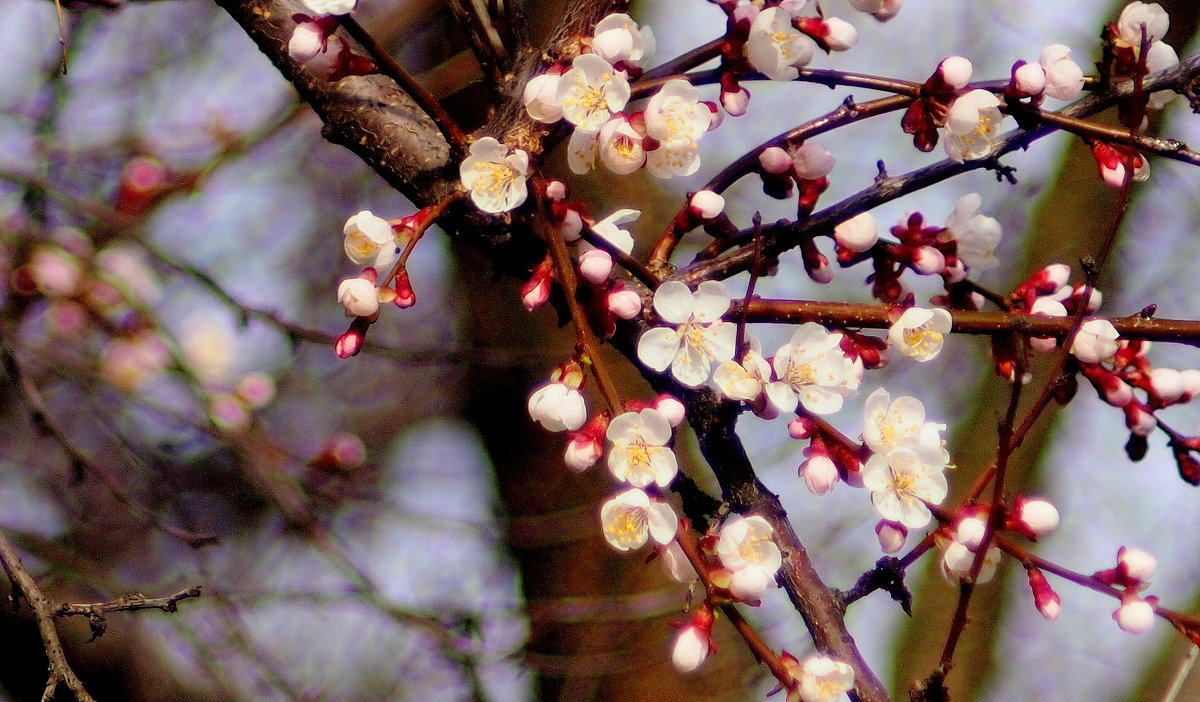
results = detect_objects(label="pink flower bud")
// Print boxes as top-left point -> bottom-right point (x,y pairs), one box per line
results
1014,497 -> 1060,538
521,259 -> 553,310
689,190 -> 726,220
607,286 -> 643,320
758,146 -> 793,174
289,20 -> 329,63
721,86 -> 751,116
955,516 -> 987,551
1123,402 -> 1156,436
876,520 -> 907,553
578,249 -> 614,284
310,432 -> 366,471
872,0 -> 901,20
545,179 -> 568,202
1011,61 -> 1046,97
910,246 -> 945,275
335,319 -> 368,358
820,17 -> 858,51
559,207 -> 583,241
791,142 -> 835,180
788,417 -> 815,440
1027,567 -> 1061,620
1149,368 -> 1185,404
653,394 -> 686,427
393,269 -> 417,308
1114,597 -> 1155,635
235,371 -> 277,409
671,619 -> 713,673
564,433 -> 602,471
834,212 -> 878,252
1180,369 -> 1200,399
939,56 -> 973,90
799,454 -> 840,496
1118,546 -> 1157,583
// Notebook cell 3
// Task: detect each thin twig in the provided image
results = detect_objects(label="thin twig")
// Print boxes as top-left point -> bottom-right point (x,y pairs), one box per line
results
0,530 -> 97,702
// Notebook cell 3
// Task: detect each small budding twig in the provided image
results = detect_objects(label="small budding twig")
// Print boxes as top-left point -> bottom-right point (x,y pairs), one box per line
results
531,174 -> 623,413
0,530 -> 96,702
54,587 -> 203,643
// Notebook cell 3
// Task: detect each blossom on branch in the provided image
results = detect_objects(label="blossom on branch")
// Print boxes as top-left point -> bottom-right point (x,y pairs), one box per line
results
459,137 -> 530,213
941,193 -> 1002,273
606,408 -> 678,488
716,514 -> 782,601
637,281 -> 735,388
862,447 -> 948,529
527,362 -> 587,432
942,89 -> 1004,162
795,654 -> 855,702
888,307 -> 951,362
558,53 -> 631,132
644,79 -> 711,178
599,487 -> 678,551
746,7 -> 816,81
1071,319 -> 1120,364
343,210 -> 400,269
764,323 -> 860,415
591,13 -> 656,70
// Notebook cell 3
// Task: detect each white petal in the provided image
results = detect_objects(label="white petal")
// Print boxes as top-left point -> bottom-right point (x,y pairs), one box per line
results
637,327 -> 682,372
691,281 -> 732,322
652,281 -> 696,324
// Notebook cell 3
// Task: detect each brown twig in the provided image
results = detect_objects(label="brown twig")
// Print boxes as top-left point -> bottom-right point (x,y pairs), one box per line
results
0,529 -> 97,702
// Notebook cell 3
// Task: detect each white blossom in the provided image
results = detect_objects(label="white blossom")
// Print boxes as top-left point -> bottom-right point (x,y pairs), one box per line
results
644,80 -> 710,179
888,307 -> 952,362
459,137 -> 530,213
337,276 -> 379,317
943,89 -> 1003,162
714,351 -> 772,403
1114,597 -> 1155,634
523,70 -> 564,123
592,13 -> 655,68
862,448 -> 948,528
343,210 -> 399,269
764,323 -> 858,415
716,514 -> 782,600
599,488 -> 678,551
557,53 -> 630,132
746,7 -> 816,81
1071,319 -> 1120,364
527,380 -> 587,432
942,193 -> 1002,272
797,655 -> 856,702
606,408 -> 678,488
834,212 -> 878,252
1040,44 -> 1084,101
637,281 -> 736,387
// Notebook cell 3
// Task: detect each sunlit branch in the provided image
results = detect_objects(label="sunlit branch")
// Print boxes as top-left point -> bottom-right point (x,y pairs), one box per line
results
738,300 -> 1200,347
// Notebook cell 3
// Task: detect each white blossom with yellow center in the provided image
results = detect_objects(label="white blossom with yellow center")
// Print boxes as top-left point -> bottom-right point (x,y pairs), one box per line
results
764,323 -> 860,415
746,7 -> 817,81
459,137 -> 530,213
943,89 -> 1003,163
862,448 -> 948,529
795,655 -> 856,702
644,79 -> 710,179
716,514 -> 782,600
557,53 -> 630,133
637,281 -> 736,388
862,388 -> 948,464
343,210 -> 399,269
606,408 -> 678,488
888,307 -> 952,362
599,487 -> 678,551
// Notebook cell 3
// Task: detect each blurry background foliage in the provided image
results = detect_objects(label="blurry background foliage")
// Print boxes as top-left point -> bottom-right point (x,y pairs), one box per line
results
0,0 -> 1199,701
